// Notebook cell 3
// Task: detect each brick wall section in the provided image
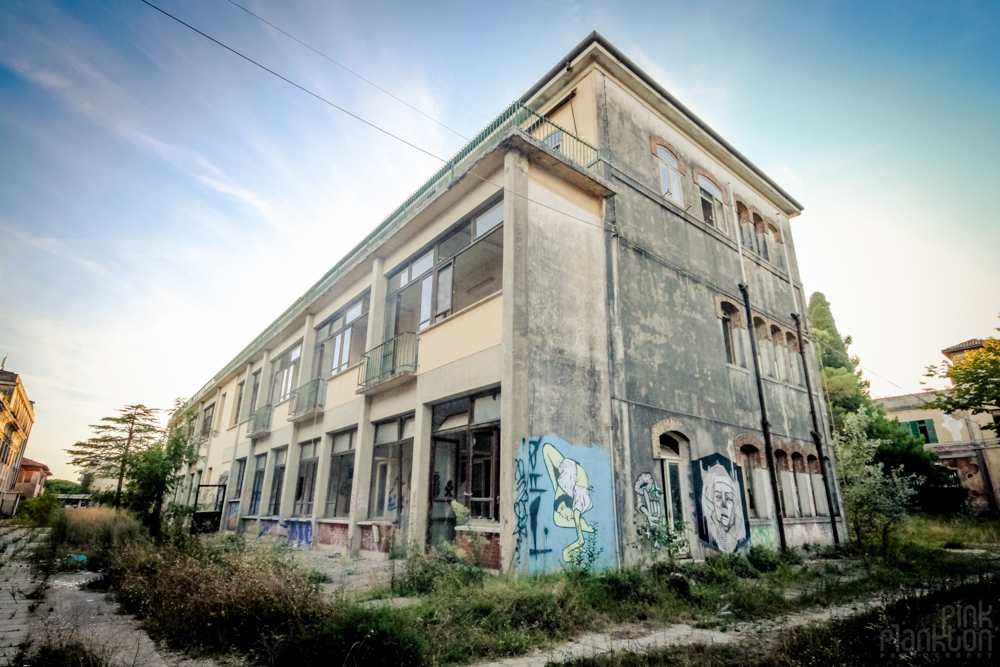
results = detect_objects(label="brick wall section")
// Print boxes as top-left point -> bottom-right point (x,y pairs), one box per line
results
317,522 -> 349,548
456,530 -> 501,570
359,524 -> 393,553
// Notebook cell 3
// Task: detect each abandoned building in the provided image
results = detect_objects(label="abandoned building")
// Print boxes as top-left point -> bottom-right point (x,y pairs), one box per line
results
175,32 -> 845,570
0,365 -> 35,516
876,339 -> 1000,513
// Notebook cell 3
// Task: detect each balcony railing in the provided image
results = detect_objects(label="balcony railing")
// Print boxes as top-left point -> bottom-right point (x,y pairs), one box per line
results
288,378 -> 326,422
246,405 -> 272,439
358,332 -> 418,392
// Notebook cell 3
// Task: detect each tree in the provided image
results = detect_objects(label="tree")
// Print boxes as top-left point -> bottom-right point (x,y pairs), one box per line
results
120,400 -> 199,537
923,320 -> 1000,431
44,479 -> 83,495
808,292 -> 869,427
65,405 -> 162,509
834,409 -> 922,556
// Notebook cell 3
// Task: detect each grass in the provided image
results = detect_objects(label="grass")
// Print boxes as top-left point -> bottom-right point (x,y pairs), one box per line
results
36,511 -> 1000,666
898,514 -> 1000,550
552,575 -> 1000,666
38,507 -> 145,573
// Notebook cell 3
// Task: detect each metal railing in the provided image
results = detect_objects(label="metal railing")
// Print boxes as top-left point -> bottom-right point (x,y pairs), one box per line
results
358,332 -> 418,391
288,378 -> 326,420
246,405 -> 272,439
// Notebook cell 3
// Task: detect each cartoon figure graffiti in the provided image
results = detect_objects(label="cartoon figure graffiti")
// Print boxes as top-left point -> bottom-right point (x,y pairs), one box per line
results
633,472 -> 663,534
692,453 -> 750,554
542,443 -> 596,563
514,436 -> 615,574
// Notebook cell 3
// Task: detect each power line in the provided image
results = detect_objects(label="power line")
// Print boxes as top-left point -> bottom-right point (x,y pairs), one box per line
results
137,0 -> 611,236
220,0 -> 469,141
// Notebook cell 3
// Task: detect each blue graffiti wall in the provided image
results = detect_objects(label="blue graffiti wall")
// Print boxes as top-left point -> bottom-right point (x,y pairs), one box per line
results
514,436 -> 616,574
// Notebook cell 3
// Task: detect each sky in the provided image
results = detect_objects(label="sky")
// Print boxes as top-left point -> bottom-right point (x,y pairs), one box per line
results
1,0 -> 997,482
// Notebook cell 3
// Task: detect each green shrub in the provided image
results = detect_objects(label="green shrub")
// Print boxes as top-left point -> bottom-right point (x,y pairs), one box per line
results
392,548 -> 487,596
746,545 -> 781,573
15,491 -> 62,527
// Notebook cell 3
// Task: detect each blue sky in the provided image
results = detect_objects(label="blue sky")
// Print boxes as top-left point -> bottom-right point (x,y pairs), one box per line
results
1,0 -> 997,480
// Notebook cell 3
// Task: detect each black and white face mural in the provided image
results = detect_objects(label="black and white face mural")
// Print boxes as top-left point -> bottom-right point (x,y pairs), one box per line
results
692,453 -> 750,554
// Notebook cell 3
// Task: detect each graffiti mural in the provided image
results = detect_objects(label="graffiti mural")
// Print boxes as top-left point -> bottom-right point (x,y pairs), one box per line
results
258,518 -> 313,548
691,453 -> 750,554
749,523 -> 778,550
633,472 -> 664,535
514,436 -> 615,574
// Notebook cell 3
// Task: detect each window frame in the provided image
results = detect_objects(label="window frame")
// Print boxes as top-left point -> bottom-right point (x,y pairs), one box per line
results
697,176 -> 726,231
325,429 -> 356,518
247,454 -> 267,515
314,294 -> 370,379
267,448 -> 287,516
269,344 -> 302,406
384,197 -> 504,338
656,146 -> 683,205
292,439 -> 320,517
430,389 -> 502,522
231,457 -> 247,500
368,414 -> 416,522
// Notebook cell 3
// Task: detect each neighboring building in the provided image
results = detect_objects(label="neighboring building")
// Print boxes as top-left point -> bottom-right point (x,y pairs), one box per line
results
14,457 -> 51,500
174,32 -> 844,570
876,339 -> 1000,513
0,365 -> 35,516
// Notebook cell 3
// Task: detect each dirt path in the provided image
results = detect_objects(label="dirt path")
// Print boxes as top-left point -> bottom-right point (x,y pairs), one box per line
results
472,593 -> 892,667
27,571 -> 228,667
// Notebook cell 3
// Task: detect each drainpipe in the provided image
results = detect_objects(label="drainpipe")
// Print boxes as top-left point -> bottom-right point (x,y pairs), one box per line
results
792,313 -> 840,543
727,185 -> 785,551
740,284 -> 787,551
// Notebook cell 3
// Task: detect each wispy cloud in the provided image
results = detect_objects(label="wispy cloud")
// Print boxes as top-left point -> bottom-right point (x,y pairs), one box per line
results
0,220 -> 110,276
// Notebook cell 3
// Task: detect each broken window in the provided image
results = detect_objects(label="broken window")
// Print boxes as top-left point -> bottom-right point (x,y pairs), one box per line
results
267,448 -> 287,516
656,146 -> 682,205
385,198 -> 504,338
233,381 -> 245,426
315,295 -> 369,377
698,176 -> 726,231
325,430 -> 355,518
270,344 -> 301,405
739,446 -> 760,519
431,390 -> 501,522
292,440 -> 319,517
369,416 -> 414,522
200,403 -> 215,439
231,458 -> 246,500
248,454 -> 266,515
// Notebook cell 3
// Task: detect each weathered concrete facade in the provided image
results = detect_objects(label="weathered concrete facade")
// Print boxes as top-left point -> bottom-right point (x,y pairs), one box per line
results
177,33 -> 843,570
0,368 -> 35,515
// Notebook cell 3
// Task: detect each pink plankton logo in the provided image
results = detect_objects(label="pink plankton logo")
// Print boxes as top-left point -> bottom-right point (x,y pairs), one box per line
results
880,602 -> 992,659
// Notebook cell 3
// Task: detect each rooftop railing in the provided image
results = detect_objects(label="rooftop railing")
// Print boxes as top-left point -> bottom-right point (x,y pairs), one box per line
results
358,332 -> 418,392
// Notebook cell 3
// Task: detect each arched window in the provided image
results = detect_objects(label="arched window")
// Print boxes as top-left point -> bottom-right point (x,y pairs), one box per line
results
773,449 -> 789,517
771,325 -> 788,382
0,424 -> 14,466
720,302 -> 743,367
751,213 -> 768,260
658,432 -> 686,536
791,452 -> 811,516
753,317 -> 774,377
656,146 -> 682,205
698,176 -> 726,231
786,332 -> 803,386
736,201 -> 755,249
807,454 -> 828,516
739,445 -> 761,519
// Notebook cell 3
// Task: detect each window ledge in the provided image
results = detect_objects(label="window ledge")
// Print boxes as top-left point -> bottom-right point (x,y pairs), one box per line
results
357,520 -> 395,526
317,518 -> 351,524
748,518 -> 773,526
726,363 -> 751,374
327,362 -> 361,382
456,523 -> 500,533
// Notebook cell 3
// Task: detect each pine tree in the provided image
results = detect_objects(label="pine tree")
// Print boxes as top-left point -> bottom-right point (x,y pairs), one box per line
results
65,404 -> 162,509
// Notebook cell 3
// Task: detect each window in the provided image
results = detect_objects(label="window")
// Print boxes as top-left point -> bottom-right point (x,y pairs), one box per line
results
248,454 -> 266,515
792,453 -> 812,516
901,420 -> 938,444
385,199 -> 504,338
753,318 -> 774,377
369,416 -> 415,521
807,455 -> 826,516
542,128 -> 564,152
292,440 -> 319,516
739,446 -> 759,519
658,433 -> 686,535
325,430 -> 356,517
0,424 -> 14,466
315,296 -> 369,378
200,404 -> 215,440
248,370 -> 261,416
786,333 -> 803,386
233,381 -> 245,426
720,303 -> 745,367
270,345 -> 301,405
772,325 -> 789,382
656,146 -> 682,205
267,449 -> 287,516
430,391 -> 501,522
231,458 -> 246,500
773,450 -> 788,517
698,176 -> 726,231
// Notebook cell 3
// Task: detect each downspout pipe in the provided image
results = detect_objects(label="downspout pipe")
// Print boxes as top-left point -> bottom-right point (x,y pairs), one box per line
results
792,312 -> 840,543
740,283 -> 787,551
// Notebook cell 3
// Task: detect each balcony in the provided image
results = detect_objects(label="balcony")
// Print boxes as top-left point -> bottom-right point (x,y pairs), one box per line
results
288,378 -> 326,422
246,405 -> 272,439
358,332 -> 418,393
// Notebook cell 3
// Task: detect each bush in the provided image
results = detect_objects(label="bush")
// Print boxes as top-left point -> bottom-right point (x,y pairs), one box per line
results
15,491 -> 62,527
747,545 -> 781,573
392,548 -> 487,596
46,507 -> 146,570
